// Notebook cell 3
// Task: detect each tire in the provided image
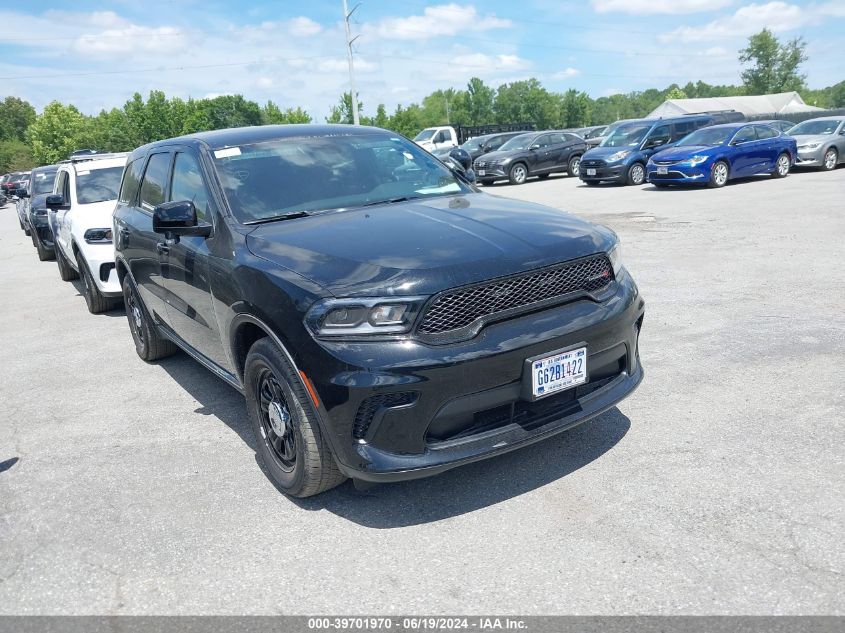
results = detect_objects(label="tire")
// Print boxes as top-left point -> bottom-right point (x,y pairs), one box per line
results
626,162 -> 646,186
245,338 -> 346,498
567,155 -> 581,177
23,224 -> 30,237
55,245 -> 79,281
79,256 -> 119,314
508,162 -> 528,185
537,173 -> 550,180
708,160 -> 729,188
772,152 -> 790,178
34,233 -> 55,261
122,275 -> 177,361
822,147 -> 838,171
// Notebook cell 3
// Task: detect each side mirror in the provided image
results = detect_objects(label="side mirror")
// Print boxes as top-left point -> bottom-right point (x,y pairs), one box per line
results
448,147 -> 472,172
153,200 -> 211,238
482,144 -> 492,152
45,194 -> 69,210
647,138 -> 668,149
529,144 -> 540,150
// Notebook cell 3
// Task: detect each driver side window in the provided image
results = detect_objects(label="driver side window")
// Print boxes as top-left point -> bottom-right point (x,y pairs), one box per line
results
649,125 -> 671,143
170,152 -> 210,223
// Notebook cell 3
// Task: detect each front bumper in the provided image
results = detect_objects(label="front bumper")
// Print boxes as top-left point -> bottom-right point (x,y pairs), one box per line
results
304,271 -> 645,482
29,214 -> 55,248
474,164 -> 508,180
647,164 -> 708,184
579,160 -> 626,183
82,243 -> 121,296
795,147 -> 825,166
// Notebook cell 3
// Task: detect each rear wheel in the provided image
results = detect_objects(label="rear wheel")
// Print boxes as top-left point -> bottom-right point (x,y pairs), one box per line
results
245,338 -> 346,497
772,152 -> 790,178
822,147 -> 838,171
708,160 -> 729,188
79,256 -> 120,314
626,162 -> 646,186
567,155 -> 581,177
55,245 -> 79,281
508,163 -> 528,185
122,275 -> 177,361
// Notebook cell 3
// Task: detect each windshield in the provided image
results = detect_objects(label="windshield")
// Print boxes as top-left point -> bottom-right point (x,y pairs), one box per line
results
32,169 -> 58,195
76,166 -> 124,204
498,134 -> 535,151
600,123 -> 653,148
788,120 -> 842,135
413,129 -> 437,142
677,127 -> 734,147
211,133 -> 469,223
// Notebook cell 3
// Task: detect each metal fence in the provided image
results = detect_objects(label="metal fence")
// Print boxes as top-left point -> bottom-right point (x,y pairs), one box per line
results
746,108 -> 845,124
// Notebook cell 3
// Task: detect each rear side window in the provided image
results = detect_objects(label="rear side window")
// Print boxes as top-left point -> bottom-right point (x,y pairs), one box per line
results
672,121 -> 697,140
140,152 -> 171,210
755,125 -> 777,139
733,127 -> 757,144
119,157 -> 145,205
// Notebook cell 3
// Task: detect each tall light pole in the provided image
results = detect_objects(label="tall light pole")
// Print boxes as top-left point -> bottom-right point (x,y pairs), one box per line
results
342,0 -> 361,126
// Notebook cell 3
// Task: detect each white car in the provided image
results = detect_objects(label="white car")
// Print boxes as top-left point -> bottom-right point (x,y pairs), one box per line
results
47,153 -> 128,313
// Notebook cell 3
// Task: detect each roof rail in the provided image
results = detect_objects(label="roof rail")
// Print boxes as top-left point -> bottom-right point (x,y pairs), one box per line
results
57,152 -> 129,165
681,109 -> 738,116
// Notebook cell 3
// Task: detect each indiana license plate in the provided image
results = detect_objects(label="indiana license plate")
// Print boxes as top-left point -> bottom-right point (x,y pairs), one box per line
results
657,167 -> 668,175
586,168 -> 596,176
531,347 -> 587,399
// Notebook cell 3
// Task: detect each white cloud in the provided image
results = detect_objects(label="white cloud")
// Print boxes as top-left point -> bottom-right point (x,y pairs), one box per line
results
315,58 -> 377,73
288,16 -> 322,37
451,53 -> 530,71
553,67 -> 581,80
367,4 -> 510,41
591,0 -> 734,14
660,2 -> 806,42
72,24 -> 187,56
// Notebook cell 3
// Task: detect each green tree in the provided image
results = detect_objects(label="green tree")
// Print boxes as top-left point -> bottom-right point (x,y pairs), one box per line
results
0,140 -> 36,173
739,29 -> 808,94
261,101 -> 311,124
0,97 -> 37,142
465,77 -> 495,125
559,89 -> 592,128
665,86 -> 688,100
372,104 -> 390,129
27,101 -> 89,164
495,79 -> 558,128
326,92 -> 363,124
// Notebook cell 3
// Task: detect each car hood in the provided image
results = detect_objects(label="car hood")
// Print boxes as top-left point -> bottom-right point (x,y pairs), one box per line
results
475,150 -> 524,162
791,134 -> 832,144
583,145 -> 641,160
650,145 -> 716,161
246,194 -> 615,297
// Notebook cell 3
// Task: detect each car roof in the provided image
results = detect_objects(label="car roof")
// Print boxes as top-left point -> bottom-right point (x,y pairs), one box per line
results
137,124 -> 388,154
31,164 -> 59,175
799,115 -> 844,121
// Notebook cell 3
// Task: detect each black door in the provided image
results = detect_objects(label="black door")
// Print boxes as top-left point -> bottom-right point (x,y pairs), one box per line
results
161,149 -> 229,370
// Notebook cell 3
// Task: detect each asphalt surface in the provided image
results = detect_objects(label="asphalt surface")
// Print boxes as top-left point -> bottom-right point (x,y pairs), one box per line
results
1,168 -> 843,615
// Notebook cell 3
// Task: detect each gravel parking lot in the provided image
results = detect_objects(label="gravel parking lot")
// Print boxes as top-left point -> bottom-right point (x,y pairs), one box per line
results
1,169 -> 843,615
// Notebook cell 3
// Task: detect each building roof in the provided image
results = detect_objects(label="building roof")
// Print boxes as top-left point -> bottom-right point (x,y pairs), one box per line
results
647,92 -> 823,118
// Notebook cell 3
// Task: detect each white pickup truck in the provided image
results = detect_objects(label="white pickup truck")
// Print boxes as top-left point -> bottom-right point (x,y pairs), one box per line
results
412,126 -> 459,151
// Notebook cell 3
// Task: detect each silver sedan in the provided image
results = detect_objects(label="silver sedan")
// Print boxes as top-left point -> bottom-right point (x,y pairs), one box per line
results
788,116 -> 845,171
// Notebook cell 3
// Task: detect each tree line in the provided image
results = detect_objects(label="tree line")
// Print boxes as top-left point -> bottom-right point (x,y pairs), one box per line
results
1,29 -> 842,172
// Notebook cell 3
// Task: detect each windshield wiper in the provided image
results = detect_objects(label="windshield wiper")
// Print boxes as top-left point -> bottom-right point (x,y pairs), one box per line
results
247,211 -> 310,225
359,196 -> 420,208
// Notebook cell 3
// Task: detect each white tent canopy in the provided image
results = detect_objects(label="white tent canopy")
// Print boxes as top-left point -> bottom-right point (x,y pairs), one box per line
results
647,92 -> 823,118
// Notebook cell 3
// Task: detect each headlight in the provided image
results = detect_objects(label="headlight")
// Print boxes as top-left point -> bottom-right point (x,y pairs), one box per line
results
306,297 -> 427,337
84,228 -> 112,243
681,155 -> 708,166
607,243 -> 623,277
607,150 -> 631,162
798,143 -> 821,150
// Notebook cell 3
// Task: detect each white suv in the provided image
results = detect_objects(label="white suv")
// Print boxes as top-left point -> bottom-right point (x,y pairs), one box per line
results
47,153 -> 128,313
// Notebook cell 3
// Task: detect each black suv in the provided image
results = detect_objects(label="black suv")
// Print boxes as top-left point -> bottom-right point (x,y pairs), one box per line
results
114,125 -> 644,497
22,164 -> 60,260
474,131 -> 588,185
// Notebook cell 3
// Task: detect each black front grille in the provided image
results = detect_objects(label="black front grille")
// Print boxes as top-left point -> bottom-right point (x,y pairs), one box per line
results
418,254 -> 613,336
581,159 -> 607,168
353,392 -> 416,439
652,159 -> 682,166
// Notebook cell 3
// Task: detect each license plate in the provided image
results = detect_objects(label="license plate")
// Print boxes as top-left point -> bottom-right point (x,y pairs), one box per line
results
531,347 -> 587,399
586,168 -> 596,176
477,169 -> 486,176
657,167 -> 668,175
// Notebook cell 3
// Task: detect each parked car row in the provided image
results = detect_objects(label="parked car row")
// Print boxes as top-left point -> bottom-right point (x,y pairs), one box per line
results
7,124 -> 646,499
460,113 -> 843,189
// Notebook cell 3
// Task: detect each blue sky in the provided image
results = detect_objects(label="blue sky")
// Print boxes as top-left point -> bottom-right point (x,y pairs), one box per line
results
2,0 -> 843,118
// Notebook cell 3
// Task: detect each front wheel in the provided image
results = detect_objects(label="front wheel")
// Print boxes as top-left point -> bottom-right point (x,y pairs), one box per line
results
567,155 -> 581,177
508,163 -> 528,185
79,256 -> 120,314
822,147 -> 838,171
772,152 -> 790,178
34,234 -> 54,261
122,275 -> 177,361
245,338 -> 346,497
626,163 -> 646,186
708,160 -> 729,188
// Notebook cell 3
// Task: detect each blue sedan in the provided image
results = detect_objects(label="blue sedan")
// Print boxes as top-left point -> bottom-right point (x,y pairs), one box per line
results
646,123 -> 798,188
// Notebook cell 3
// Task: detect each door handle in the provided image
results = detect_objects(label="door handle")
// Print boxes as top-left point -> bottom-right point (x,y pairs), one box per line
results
156,242 -> 170,255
